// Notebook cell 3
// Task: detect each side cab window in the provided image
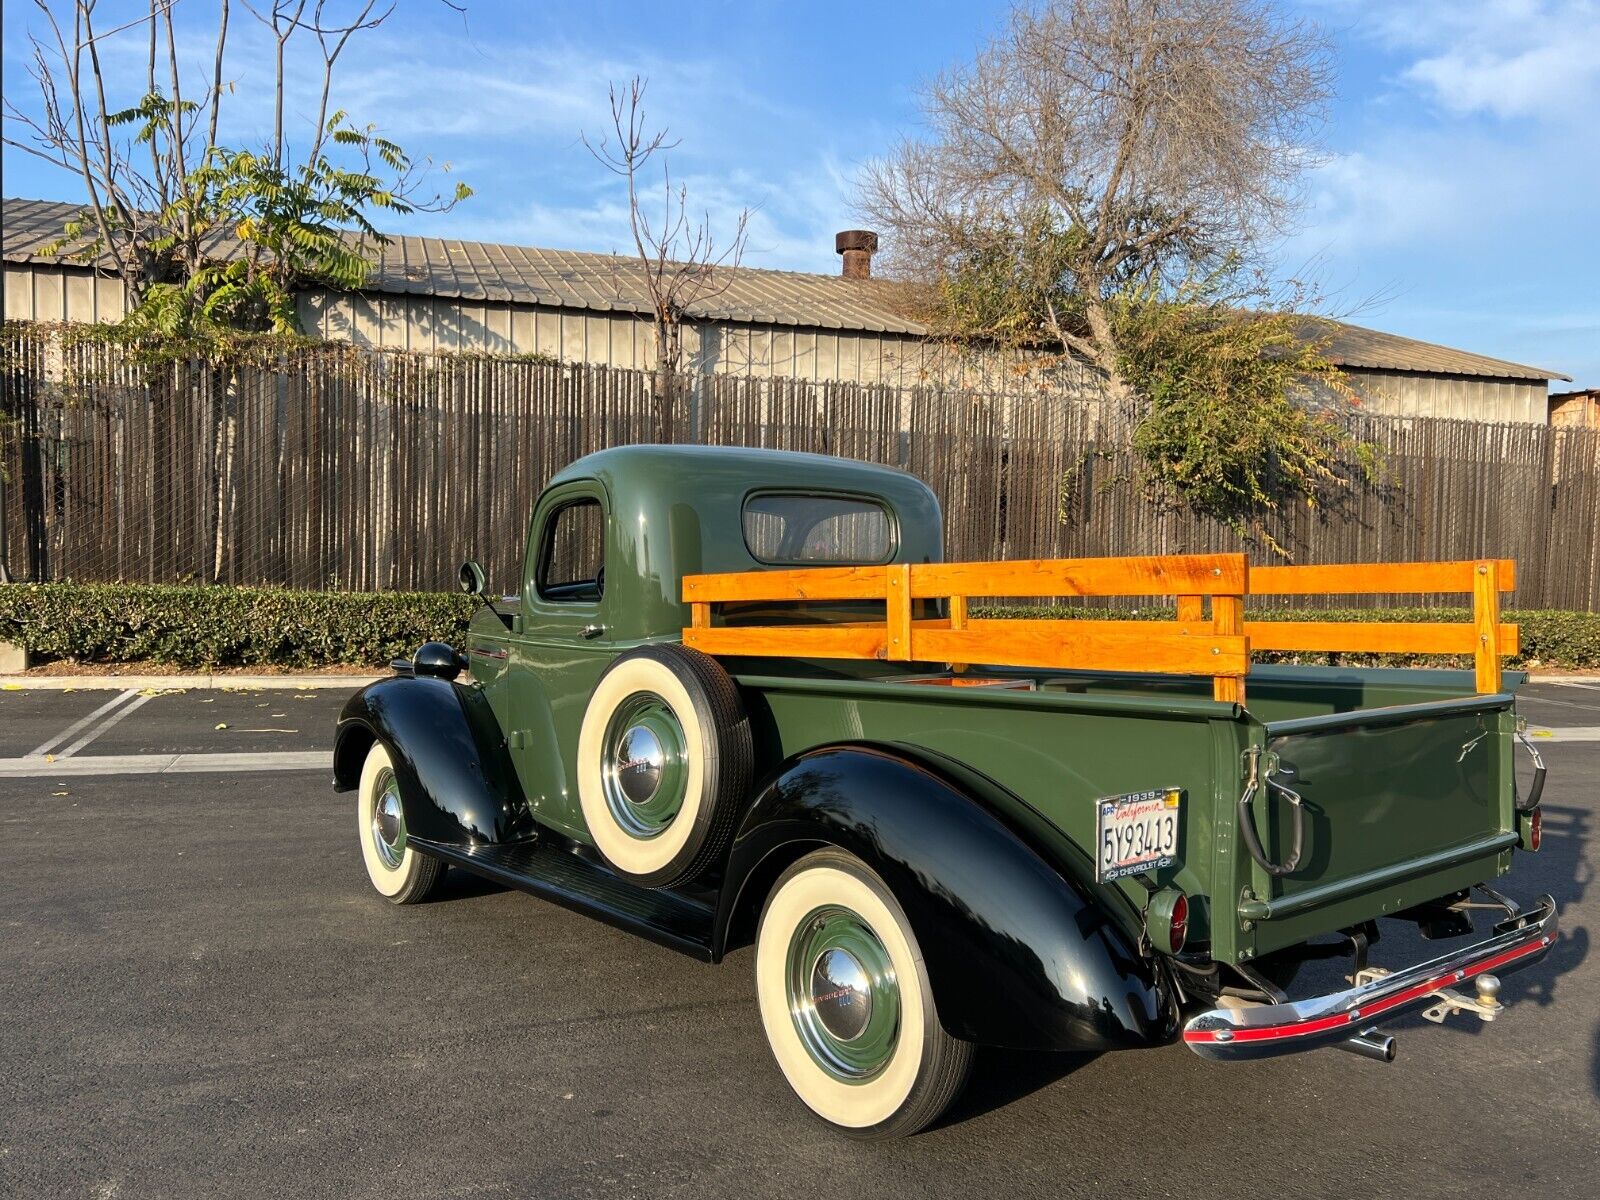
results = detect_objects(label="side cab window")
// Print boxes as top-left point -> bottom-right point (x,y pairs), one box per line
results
521,482 -> 609,639
538,497 -> 606,602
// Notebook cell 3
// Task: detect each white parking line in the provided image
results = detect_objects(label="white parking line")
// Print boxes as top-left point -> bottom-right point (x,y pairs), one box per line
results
1525,727 -> 1600,742
54,691 -> 157,758
26,689 -> 140,758
0,751 -> 329,778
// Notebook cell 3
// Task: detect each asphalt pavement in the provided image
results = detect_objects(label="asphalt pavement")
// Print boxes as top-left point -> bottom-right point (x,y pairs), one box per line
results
2,682 -> 1597,1198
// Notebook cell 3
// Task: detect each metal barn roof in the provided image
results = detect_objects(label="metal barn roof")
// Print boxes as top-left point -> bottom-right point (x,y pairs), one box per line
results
3,196 -> 1569,380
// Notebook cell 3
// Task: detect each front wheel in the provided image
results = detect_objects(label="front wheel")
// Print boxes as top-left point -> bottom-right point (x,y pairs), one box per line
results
357,741 -> 445,904
755,848 -> 973,1138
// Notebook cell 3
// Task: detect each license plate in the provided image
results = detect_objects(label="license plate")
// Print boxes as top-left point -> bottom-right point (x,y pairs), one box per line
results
1096,788 -> 1183,882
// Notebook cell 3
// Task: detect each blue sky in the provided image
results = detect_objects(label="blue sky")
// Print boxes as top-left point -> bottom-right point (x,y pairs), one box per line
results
4,0 -> 1596,386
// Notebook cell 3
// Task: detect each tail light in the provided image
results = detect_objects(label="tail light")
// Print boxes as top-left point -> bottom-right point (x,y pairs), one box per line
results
1523,807 -> 1543,852
1147,888 -> 1189,955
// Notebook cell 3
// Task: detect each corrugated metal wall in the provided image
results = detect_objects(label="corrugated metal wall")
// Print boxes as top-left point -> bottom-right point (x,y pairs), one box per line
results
1344,368 -> 1546,424
4,263 -> 129,324
1,262 -> 1551,415
296,286 -> 941,384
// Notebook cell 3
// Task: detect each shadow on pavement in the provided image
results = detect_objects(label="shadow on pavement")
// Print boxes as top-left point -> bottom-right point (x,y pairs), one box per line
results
935,1047 -> 1097,1130
1501,802 -> 1591,1010
430,865 -> 509,903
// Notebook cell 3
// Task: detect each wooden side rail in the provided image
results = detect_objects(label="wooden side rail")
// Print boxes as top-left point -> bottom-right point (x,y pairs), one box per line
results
682,555 -> 1520,703
1246,559 -> 1518,693
683,554 -> 1253,704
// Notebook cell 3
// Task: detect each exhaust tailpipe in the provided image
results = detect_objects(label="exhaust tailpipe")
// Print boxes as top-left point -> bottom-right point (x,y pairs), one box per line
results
1334,1029 -> 1396,1062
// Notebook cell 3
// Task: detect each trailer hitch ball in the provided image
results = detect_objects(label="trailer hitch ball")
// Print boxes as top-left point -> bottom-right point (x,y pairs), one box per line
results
1476,973 -> 1503,1010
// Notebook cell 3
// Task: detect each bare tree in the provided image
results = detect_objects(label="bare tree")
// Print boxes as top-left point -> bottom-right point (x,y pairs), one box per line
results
585,77 -> 750,441
858,0 -> 1333,402
4,0 -> 466,328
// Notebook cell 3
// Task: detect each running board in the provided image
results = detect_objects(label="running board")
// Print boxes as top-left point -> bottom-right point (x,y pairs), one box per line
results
412,838 -> 716,961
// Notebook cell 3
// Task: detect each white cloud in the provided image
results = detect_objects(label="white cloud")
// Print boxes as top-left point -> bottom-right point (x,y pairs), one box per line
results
407,156 -> 858,275
1326,0 -> 1600,120
1282,2 -> 1600,382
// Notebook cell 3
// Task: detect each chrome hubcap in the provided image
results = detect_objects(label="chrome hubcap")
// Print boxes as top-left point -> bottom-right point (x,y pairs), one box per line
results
614,724 -> 665,805
787,906 -> 900,1081
810,947 -> 873,1042
371,770 -> 406,869
600,694 -> 688,838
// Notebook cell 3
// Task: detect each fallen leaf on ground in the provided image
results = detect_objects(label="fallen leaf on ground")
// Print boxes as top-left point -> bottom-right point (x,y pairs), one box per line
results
214,722 -> 229,730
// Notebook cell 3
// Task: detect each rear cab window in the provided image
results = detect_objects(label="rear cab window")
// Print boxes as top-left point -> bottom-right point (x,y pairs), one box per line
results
742,492 -> 894,565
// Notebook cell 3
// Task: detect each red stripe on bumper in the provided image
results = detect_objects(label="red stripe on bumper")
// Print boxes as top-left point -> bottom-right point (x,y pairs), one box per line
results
1184,934 -> 1552,1045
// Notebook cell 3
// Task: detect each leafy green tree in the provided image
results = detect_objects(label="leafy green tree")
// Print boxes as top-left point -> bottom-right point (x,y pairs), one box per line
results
4,1 -> 470,338
859,0 -> 1374,548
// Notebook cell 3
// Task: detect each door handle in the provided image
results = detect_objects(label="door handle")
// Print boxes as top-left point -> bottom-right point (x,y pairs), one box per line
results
579,623 -> 605,640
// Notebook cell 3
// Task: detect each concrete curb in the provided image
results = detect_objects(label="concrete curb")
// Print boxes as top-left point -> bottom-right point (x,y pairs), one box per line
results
0,750 -> 330,777
1,674 -> 381,691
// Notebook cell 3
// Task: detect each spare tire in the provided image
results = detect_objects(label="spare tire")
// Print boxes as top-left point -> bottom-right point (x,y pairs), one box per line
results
576,643 -> 753,888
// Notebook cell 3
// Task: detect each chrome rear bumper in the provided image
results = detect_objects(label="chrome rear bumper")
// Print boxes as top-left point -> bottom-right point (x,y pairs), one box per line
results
1184,894 -> 1558,1062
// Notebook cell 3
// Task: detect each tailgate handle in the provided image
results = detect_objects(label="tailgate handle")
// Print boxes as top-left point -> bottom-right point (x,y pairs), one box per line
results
1514,730 -> 1546,812
1239,748 -> 1306,877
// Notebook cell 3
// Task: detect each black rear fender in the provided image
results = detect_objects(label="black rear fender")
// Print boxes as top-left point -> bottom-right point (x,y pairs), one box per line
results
715,743 -> 1179,1054
333,676 -> 531,847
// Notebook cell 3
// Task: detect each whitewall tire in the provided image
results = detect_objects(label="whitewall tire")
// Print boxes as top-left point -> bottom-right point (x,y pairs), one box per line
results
357,741 -> 444,904
576,645 -> 751,888
755,848 -> 973,1138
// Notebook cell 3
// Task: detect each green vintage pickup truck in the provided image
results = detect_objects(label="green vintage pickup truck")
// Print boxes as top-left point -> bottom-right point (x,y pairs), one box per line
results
333,444 -> 1555,1138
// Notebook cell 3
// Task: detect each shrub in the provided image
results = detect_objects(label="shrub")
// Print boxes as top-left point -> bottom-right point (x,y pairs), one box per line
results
0,583 -> 474,669
1,583 -> 1596,671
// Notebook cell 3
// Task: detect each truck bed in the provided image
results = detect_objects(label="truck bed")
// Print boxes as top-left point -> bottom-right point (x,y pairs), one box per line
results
680,554 -> 1527,966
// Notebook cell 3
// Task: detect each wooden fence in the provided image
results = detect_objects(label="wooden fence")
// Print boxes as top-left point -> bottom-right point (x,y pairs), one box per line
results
3,331 -> 1598,610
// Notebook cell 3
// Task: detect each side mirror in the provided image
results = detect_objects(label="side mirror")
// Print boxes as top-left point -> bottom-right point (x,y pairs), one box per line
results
458,560 -> 488,597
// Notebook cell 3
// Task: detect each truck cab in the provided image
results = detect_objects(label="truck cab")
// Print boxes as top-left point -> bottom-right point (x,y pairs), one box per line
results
463,445 -> 944,846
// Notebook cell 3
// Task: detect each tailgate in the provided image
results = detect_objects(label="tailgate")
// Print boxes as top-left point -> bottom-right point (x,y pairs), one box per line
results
1235,695 -> 1519,960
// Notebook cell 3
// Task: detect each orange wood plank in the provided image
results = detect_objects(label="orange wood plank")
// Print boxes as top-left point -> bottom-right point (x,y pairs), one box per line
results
947,594 -> 969,673
1251,559 -> 1515,596
1245,621 -> 1520,655
1474,561 -> 1503,693
1176,595 -> 1205,623
912,621 -> 1250,678
690,601 -> 708,630
683,624 -> 888,661
683,565 -> 888,603
909,554 -> 1247,599
887,563 -> 913,662
1210,593 -> 1246,705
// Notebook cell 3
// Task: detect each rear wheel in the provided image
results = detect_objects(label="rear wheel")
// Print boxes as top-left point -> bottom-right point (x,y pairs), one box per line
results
357,741 -> 444,904
755,848 -> 973,1138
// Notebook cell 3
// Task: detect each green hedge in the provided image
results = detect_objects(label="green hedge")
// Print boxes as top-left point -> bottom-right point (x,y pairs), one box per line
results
1,583 -> 1597,670
0,583 -> 474,669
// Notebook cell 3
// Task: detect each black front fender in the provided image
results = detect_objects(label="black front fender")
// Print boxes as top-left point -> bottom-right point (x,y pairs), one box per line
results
716,744 -> 1179,1054
333,676 -> 531,847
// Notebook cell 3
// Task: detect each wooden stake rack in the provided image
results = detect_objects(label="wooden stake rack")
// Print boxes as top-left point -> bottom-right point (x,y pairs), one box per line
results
681,554 -> 1519,706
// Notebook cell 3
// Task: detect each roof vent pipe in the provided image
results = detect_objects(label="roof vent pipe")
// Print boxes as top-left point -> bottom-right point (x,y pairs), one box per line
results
835,230 -> 878,279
